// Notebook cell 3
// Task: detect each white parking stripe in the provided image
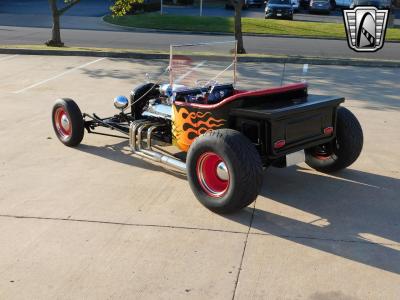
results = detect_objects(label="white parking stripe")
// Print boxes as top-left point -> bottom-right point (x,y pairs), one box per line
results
175,60 -> 207,84
0,54 -> 19,62
13,57 -> 106,94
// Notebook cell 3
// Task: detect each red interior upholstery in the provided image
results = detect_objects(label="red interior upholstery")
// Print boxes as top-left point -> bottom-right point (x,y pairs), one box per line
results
174,82 -> 308,110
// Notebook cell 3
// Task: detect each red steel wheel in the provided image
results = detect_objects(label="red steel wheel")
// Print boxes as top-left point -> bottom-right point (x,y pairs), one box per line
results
52,98 -> 84,147
311,143 -> 335,161
196,152 -> 230,198
187,129 -> 263,214
54,107 -> 72,140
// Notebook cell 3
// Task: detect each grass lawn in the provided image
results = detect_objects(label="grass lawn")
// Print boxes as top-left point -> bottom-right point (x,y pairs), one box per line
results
104,13 -> 400,41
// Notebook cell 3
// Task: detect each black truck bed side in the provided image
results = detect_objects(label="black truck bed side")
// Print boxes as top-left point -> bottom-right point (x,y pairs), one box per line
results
230,94 -> 345,159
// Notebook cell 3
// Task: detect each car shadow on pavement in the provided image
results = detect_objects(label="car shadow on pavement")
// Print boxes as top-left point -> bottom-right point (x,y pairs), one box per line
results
76,137 -> 400,274
76,140 -> 187,180
226,166 -> 400,274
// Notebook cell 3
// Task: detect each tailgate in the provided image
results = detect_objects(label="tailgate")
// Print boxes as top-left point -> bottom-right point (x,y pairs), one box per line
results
230,94 -> 344,157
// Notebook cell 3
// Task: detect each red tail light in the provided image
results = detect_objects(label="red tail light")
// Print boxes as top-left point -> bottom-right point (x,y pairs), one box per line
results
274,139 -> 286,149
323,127 -> 334,135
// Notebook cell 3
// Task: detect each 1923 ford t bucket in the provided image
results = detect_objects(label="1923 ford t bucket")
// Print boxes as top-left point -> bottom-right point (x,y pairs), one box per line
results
52,42 -> 363,213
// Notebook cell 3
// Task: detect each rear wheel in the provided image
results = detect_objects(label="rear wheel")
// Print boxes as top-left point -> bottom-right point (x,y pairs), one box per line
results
305,106 -> 363,173
52,98 -> 84,147
187,129 -> 263,213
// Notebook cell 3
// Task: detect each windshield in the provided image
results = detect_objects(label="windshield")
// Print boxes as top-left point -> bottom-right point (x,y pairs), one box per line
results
169,41 -> 237,90
269,0 -> 291,4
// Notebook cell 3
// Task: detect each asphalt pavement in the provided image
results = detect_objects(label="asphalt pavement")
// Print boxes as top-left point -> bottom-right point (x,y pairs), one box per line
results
1,24 -> 399,61
0,54 -> 399,298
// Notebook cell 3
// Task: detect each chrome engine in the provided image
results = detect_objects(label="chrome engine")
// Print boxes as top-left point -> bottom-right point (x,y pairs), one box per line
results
142,102 -> 172,120
140,84 -> 189,120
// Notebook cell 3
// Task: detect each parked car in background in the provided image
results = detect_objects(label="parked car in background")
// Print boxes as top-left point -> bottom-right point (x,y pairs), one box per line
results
309,0 -> 332,13
300,0 -> 311,8
291,0 -> 300,11
265,0 -> 294,19
225,0 -> 264,9
349,0 -> 391,8
248,0 -> 265,7
334,0 -> 351,7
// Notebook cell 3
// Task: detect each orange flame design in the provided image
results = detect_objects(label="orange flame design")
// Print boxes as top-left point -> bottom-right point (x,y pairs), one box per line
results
172,105 -> 225,151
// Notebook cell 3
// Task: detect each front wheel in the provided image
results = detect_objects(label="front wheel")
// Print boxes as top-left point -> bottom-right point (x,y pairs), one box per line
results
305,106 -> 363,173
52,98 -> 84,147
187,129 -> 263,214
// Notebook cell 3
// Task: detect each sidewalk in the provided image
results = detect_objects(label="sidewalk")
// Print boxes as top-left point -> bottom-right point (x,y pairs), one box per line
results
0,14 -> 121,31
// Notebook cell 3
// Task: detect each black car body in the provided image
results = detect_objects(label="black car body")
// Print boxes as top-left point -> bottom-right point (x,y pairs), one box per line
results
309,0 -> 332,13
265,0 -> 294,19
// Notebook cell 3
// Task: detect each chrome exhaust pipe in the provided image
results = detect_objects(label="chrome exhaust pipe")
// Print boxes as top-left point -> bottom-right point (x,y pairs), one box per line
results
129,121 -> 186,172
138,149 -> 186,171
129,120 -> 149,152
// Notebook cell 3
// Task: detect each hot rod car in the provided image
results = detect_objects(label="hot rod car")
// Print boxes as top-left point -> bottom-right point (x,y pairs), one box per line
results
51,43 -> 363,214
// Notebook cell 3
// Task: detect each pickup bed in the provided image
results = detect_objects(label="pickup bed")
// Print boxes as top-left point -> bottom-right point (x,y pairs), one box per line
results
231,94 -> 344,159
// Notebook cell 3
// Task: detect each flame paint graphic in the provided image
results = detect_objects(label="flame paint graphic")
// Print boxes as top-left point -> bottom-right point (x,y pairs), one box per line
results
172,106 -> 225,151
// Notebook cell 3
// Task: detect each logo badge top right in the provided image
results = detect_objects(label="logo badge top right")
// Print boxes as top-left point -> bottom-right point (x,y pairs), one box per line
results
343,6 -> 389,52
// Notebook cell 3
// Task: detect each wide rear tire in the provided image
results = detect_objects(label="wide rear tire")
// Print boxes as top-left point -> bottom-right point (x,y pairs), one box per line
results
187,129 -> 263,214
52,98 -> 84,147
305,106 -> 363,173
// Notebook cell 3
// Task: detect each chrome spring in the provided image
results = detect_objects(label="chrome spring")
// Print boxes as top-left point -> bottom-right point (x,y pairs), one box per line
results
129,120 -> 186,172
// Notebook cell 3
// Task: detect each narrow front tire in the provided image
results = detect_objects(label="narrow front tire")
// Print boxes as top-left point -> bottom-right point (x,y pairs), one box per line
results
52,98 -> 84,147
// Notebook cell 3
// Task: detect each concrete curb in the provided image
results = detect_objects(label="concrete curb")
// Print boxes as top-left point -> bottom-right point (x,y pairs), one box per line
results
1,47 -> 400,68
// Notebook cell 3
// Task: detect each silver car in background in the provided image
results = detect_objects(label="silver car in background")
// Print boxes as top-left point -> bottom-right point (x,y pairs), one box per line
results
309,0 -> 332,13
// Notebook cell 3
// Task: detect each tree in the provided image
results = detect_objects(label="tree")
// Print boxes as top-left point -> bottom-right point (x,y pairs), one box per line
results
110,0 -> 144,16
229,0 -> 246,54
47,0 -> 81,47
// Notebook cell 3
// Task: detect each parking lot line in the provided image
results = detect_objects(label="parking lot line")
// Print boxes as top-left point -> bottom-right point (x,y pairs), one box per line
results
13,57 -> 106,94
0,54 -> 19,62
175,60 -> 207,84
